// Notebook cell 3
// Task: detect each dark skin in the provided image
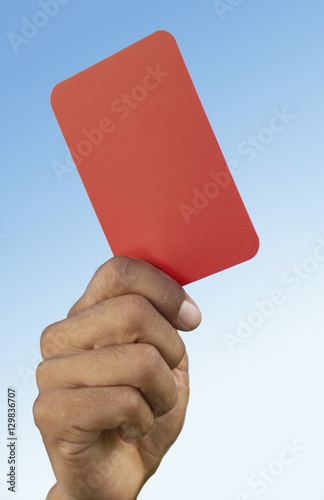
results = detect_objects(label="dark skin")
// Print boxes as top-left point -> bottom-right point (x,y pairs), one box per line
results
33,256 -> 202,500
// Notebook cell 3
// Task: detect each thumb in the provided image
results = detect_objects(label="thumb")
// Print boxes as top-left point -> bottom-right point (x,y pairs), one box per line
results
68,256 -> 202,331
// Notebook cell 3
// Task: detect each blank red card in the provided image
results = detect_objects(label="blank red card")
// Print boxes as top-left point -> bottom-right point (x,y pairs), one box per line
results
51,30 -> 259,285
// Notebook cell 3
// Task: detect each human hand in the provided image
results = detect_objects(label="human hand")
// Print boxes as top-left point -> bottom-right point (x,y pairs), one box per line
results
34,257 -> 202,500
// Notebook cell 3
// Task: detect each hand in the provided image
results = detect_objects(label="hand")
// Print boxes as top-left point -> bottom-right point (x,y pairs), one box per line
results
34,257 -> 202,500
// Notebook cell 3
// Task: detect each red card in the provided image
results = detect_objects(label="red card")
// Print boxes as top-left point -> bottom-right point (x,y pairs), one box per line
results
51,30 -> 259,285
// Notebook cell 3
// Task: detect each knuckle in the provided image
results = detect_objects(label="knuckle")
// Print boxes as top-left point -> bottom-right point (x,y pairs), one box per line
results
40,324 -> 52,356
32,394 -> 48,429
40,323 -> 60,358
35,360 -> 46,389
154,275 -> 183,313
122,386 -> 141,417
136,343 -> 162,376
98,256 -> 133,293
154,390 -> 178,418
35,359 -> 55,390
121,387 -> 153,434
118,294 -> 154,330
40,321 -> 70,359
155,281 -> 171,307
34,390 -> 68,435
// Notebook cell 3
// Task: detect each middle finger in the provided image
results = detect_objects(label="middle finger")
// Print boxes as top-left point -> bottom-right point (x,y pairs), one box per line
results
36,343 -> 178,417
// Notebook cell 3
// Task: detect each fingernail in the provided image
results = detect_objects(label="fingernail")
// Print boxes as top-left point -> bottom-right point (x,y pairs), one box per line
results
123,434 -> 139,444
119,427 -> 140,444
178,300 -> 202,330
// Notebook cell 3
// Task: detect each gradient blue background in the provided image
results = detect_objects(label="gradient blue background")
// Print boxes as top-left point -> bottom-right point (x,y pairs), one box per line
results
1,1 -> 324,498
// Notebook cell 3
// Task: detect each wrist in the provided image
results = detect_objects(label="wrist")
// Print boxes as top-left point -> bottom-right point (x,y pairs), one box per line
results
46,483 -> 140,500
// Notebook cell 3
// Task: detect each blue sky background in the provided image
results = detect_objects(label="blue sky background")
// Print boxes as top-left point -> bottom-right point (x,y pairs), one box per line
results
1,1 -> 324,498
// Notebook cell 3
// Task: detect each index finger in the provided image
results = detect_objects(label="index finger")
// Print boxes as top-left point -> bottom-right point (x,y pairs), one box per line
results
68,256 -> 202,331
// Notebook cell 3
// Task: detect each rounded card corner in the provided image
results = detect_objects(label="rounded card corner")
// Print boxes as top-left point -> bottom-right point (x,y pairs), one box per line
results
50,81 -> 62,110
153,29 -> 177,45
250,232 -> 260,259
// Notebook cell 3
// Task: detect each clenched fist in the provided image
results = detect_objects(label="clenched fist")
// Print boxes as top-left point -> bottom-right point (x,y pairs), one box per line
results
33,257 -> 202,500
